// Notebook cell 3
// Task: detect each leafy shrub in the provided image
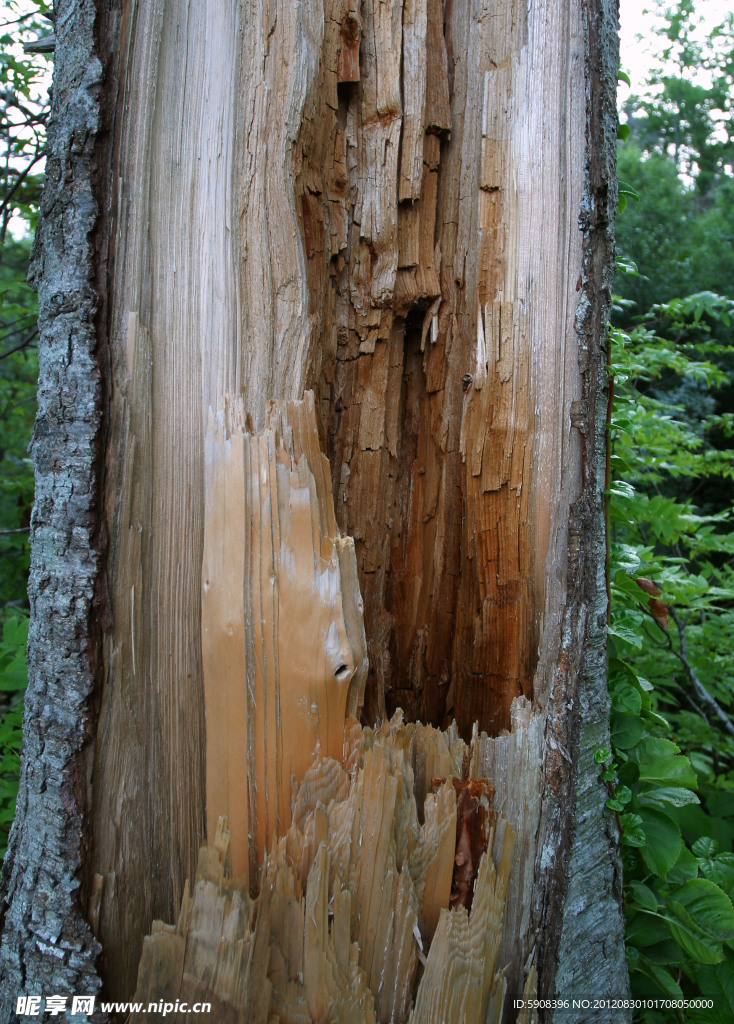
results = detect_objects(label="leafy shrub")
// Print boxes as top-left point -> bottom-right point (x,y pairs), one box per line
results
0,610 -> 27,858
607,291 -> 734,1021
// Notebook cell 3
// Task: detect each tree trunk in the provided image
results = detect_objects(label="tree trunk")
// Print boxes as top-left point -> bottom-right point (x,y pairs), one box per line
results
0,0 -> 628,1021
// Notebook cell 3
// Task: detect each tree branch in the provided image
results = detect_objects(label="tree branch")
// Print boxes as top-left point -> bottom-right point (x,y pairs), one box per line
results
0,325 -> 38,360
669,605 -> 734,738
0,147 -> 44,233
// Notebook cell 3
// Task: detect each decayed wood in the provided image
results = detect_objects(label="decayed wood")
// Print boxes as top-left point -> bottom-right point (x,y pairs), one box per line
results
202,393 -> 367,885
0,0 -> 626,1015
251,0 -> 587,742
132,716 -> 518,1024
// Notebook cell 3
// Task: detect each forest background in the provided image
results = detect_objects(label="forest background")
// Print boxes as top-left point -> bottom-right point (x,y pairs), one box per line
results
0,1 -> 732,1021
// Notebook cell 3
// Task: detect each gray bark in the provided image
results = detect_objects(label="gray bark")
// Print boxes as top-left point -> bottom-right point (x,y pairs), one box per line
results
540,0 -> 629,1015
0,0 -> 105,1018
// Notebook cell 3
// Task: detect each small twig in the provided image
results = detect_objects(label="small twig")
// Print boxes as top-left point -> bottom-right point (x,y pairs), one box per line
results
0,90 -> 47,123
669,606 -> 734,738
680,688 -> 705,720
0,325 -> 38,360
0,528 -> 30,535
641,619 -> 669,648
24,34 -> 56,55
0,146 -> 45,228
0,11 -> 40,30
0,315 -> 38,343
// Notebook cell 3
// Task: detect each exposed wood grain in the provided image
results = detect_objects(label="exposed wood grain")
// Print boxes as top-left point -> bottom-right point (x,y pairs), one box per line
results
93,0 -> 245,993
133,717 -> 520,1023
296,0 -> 587,742
72,0 -> 629,1013
471,696 -> 544,1006
93,0 -> 333,994
202,394 -> 367,884
399,0 -> 427,202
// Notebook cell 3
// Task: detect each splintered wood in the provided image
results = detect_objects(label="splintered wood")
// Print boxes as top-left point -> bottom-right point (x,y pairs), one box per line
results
202,393 -> 367,886
132,715 -> 524,1024
283,0 -> 586,735
96,0 -> 590,1001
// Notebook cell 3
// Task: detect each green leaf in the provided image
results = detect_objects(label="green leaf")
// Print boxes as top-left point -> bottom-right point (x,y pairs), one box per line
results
629,881 -> 659,913
638,807 -> 683,877
607,622 -> 643,649
618,68 -> 631,86
618,122 -> 631,141
638,787 -> 700,810
611,711 -> 645,749
665,916 -> 724,965
636,962 -> 684,1000
632,737 -> 698,789
610,677 -> 642,715
620,812 -> 647,847
698,854 -> 734,899
666,846 -> 700,885
669,878 -> 734,943
626,909 -> 669,948
618,179 -> 641,202
690,951 -> 734,1024
615,255 -> 638,276
693,837 -> 719,858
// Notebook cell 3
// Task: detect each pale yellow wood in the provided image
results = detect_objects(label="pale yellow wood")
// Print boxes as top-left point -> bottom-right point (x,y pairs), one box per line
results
201,413 -> 248,880
409,823 -> 515,1024
202,393 -> 367,882
133,716 -> 538,1023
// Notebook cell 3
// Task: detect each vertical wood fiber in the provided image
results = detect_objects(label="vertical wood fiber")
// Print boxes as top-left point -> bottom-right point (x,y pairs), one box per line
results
0,0 -> 629,1014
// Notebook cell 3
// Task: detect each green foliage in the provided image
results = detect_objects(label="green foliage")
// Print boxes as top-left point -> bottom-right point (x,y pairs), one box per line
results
0,1 -> 52,236
613,33 -> 734,966
0,610 -> 26,858
0,1 -> 50,857
622,2 -> 734,195
616,145 -> 734,312
617,3 -> 734,314
611,14 -> 734,992
0,230 -> 36,615
607,292 -> 734,1019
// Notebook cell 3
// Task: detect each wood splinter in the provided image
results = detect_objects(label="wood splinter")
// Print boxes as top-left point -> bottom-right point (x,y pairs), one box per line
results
132,717 -> 520,1024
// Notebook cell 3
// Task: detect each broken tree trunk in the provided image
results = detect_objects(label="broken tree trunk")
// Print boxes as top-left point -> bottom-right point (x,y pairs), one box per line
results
131,716 -> 521,1024
154,392 -> 539,1021
0,0 -> 629,1021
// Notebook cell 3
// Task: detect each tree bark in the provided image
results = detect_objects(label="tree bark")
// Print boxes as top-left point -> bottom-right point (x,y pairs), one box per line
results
0,0 -> 107,1014
0,0 -> 628,1021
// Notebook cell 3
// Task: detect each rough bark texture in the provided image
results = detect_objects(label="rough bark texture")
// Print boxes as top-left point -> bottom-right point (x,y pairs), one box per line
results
544,0 -> 628,1009
0,0 -> 106,1016
0,0 -> 630,1019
